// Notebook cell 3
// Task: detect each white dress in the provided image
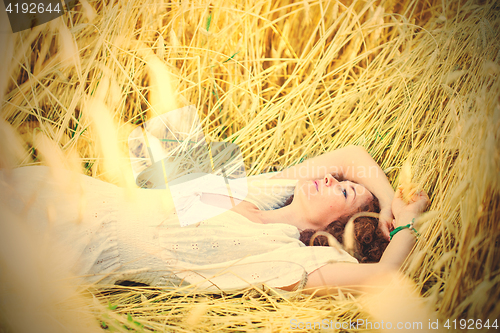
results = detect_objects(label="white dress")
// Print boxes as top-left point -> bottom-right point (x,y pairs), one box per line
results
0,166 -> 358,291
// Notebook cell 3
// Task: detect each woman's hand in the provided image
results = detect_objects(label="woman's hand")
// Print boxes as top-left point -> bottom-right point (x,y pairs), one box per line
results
378,206 -> 395,240
392,186 -> 430,227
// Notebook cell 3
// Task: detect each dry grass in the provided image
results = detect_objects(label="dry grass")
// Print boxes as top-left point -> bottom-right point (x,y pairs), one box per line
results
1,0 -> 499,332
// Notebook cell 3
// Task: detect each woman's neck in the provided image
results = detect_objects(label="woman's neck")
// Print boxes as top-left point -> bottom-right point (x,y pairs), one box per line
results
253,204 -> 313,231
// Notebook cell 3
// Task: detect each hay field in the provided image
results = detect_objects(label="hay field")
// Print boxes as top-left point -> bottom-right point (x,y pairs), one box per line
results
0,0 -> 499,332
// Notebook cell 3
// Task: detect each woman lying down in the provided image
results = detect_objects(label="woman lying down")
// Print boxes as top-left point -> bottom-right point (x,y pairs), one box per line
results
0,145 -> 429,295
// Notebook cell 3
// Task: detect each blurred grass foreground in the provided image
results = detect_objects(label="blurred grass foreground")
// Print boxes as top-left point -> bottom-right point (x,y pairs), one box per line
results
0,0 -> 499,332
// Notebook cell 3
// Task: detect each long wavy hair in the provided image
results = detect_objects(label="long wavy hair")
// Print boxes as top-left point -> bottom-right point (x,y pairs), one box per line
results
282,192 -> 389,263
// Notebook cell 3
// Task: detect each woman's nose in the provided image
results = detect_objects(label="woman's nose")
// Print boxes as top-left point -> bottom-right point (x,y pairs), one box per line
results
324,174 -> 336,186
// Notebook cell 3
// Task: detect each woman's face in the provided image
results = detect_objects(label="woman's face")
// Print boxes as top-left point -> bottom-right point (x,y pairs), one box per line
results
293,174 -> 374,230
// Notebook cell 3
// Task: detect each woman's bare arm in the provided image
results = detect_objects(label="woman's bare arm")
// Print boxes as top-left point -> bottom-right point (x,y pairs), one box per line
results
299,226 -> 417,295
271,145 -> 395,237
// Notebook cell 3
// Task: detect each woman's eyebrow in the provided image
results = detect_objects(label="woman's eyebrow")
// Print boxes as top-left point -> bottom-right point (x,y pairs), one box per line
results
351,185 -> 356,202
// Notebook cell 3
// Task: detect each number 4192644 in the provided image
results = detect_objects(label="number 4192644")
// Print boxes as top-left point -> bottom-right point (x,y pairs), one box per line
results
444,319 -> 498,330
5,2 -> 61,14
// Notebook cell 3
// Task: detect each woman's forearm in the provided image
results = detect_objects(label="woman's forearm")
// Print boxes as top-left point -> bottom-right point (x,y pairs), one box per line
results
337,145 -> 394,206
378,212 -> 418,268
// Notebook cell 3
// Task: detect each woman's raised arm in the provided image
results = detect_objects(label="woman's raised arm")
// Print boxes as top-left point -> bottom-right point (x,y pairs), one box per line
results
271,145 -> 396,237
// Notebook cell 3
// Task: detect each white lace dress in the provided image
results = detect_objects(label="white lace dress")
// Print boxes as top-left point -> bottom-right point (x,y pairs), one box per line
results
0,166 -> 358,291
